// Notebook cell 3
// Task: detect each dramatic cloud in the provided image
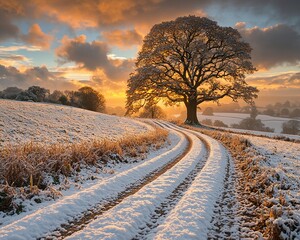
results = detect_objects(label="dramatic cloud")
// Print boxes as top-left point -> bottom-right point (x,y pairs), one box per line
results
0,11 -> 19,41
236,23 -> 300,69
56,35 -> 134,81
0,54 -> 29,62
247,72 -> 300,89
0,0 -> 208,29
0,9 -> 51,49
245,71 -> 300,105
218,0 -> 300,27
0,64 -> 77,90
3,0 -> 299,31
0,53 -> 30,66
56,35 -> 111,70
21,24 -> 53,49
103,29 -> 142,48
1,0 -> 299,106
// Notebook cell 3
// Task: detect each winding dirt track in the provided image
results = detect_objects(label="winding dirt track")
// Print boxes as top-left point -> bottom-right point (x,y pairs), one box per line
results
132,121 -> 211,239
39,121 -> 236,239
42,122 -> 194,239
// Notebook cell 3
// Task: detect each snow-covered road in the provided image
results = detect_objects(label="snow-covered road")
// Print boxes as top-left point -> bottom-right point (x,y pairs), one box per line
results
0,121 -> 232,240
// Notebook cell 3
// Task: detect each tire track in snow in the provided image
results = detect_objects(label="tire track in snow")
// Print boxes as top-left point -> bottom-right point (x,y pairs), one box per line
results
64,122 -> 206,240
40,123 -> 193,239
132,122 -> 211,239
153,123 -> 231,239
0,122 -> 190,240
207,155 -> 239,239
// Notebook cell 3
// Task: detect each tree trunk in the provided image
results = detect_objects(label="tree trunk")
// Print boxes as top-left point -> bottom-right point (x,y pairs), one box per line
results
184,99 -> 200,125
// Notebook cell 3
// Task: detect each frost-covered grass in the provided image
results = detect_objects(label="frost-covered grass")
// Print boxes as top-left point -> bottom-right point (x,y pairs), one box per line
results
0,99 -> 165,215
189,126 -> 300,239
216,127 -> 300,142
0,127 -> 184,239
0,99 -> 151,146
64,124 -> 205,240
0,128 -> 168,215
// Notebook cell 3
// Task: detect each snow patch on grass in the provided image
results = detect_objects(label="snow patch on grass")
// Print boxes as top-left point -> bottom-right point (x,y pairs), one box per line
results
0,129 -> 185,239
0,99 -> 151,147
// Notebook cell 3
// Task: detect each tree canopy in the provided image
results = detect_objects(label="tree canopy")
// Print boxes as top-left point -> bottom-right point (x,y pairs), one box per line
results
76,86 -> 105,112
126,16 -> 258,124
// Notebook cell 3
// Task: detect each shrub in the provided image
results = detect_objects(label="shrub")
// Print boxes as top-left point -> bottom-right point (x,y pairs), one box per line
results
16,86 -> 49,102
201,118 -> 213,126
75,87 -> 105,112
0,87 -> 23,99
59,95 -> 68,105
139,104 -> 166,119
202,107 -> 214,116
281,120 -> 300,135
289,109 -> 300,118
231,117 -> 274,132
214,120 -> 228,127
47,90 -> 64,103
16,91 -> 38,102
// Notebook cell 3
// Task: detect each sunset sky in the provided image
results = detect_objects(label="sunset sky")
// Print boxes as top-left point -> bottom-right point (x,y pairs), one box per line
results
0,0 -> 299,107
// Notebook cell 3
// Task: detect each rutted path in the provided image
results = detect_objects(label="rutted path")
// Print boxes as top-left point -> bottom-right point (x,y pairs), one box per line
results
0,122 -> 191,239
153,123 -> 231,239
207,155 -> 239,239
43,123 -> 193,239
0,121 -> 238,239
65,122 -> 207,239
132,122 -> 211,239
64,122 -> 232,240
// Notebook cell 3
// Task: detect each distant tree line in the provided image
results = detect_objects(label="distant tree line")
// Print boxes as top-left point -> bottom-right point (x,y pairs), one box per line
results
0,86 -> 105,112
201,105 -> 300,135
263,100 -> 300,118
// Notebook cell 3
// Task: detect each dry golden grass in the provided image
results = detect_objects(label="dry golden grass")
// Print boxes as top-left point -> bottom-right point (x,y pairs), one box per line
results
0,128 -> 168,189
186,126 -> 294,239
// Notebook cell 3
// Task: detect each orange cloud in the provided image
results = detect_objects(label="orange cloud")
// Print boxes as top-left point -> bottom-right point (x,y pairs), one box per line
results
246,72 -> 300,93
0,64 -> 79,90
0,53 -> 30,67
56,35 -> 135,81
1,0 -> 205,29
21,24 -> 53,49
103,29 -> 142,48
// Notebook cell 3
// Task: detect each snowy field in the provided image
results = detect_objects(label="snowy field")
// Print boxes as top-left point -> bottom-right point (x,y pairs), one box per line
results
245,135 -> 300,192
0,122 -> 231,239
0,99 -> 152,146
243,135 -> 300,239
0,100 -> 299,239
197,112 -> 298,133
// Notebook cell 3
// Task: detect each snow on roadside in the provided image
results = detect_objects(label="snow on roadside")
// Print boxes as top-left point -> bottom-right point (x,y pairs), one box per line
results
219,127 -> 300,141
242,135 -> 300,239
65,127 -> 206,240
0,128 -> 186,239
154,124 -> 228,239
0,99 -> 152,146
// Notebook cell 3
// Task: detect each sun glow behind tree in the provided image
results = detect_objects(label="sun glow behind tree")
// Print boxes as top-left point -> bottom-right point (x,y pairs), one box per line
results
126,16 -> 259,124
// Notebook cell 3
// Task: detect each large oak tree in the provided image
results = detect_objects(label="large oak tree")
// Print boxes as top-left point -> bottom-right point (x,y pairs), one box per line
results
126,16 -> 258,124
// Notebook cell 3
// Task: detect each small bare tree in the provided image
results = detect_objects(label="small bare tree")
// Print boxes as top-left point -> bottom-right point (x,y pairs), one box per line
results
139,103 -> 166,119
126,16 -> 258,124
